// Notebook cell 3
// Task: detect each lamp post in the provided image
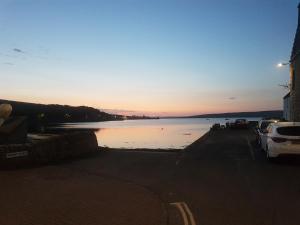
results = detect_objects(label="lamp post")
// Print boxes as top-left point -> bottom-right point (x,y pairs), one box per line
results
277,62 -> 290,67
276,61 -> 291,90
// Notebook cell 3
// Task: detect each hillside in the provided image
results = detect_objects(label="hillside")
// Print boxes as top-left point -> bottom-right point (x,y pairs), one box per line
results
0,99 -> 123,130
186,110 -> 283,119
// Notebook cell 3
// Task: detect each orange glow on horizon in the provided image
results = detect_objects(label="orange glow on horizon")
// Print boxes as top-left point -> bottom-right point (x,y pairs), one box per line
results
1,94 -> 282,117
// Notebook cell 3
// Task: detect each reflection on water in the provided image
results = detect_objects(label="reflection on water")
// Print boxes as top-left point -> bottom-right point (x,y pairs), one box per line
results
95,126 -> 202,149
59,118 -> 260,149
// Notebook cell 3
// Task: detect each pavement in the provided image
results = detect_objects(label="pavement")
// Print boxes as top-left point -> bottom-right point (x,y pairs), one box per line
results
1,128 -> 300,225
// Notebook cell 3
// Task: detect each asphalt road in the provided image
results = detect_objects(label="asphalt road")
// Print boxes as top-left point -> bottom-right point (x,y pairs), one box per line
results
1,129 -> 300,225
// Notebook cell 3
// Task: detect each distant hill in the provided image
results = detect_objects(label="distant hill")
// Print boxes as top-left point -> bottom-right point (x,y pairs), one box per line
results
186,110 -> 283,119
0,99 -> 123,131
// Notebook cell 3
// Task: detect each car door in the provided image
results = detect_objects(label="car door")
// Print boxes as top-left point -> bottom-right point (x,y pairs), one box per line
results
264,126 -> 274,150
260,126 -> 271,151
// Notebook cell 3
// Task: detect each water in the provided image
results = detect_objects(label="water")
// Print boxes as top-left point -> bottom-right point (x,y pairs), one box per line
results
58,117 -> 260,149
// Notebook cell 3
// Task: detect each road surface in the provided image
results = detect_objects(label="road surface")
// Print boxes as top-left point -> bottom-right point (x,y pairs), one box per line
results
1,129 -> 300,225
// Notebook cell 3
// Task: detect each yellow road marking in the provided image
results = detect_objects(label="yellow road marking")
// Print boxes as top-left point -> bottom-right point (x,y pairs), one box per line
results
170,202 -> 197,225
182,202 -> 197,225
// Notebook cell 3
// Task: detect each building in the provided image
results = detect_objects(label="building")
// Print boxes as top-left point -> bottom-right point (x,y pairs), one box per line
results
289,3 -> 300,121
283,92 -> 291,120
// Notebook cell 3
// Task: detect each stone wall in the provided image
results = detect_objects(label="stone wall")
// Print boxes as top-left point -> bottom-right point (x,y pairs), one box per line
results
283,94 -> 291,121
0,116 -> 27,144
0,131 -> 99,167
290,60 -> 300,121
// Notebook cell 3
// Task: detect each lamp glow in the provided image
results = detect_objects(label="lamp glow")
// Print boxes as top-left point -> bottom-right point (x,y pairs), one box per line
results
277,63 -> 283,67
277,62 -> 290,68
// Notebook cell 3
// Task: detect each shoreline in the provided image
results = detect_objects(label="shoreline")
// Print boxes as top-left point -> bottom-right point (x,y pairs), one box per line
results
99,147 -> 181,153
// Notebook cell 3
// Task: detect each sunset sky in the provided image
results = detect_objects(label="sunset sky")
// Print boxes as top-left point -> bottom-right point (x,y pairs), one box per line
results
0,0 -> 298,116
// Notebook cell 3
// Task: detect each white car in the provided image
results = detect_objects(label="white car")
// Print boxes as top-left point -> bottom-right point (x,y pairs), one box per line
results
257,119 -> 278,146
260,122 -> 300,160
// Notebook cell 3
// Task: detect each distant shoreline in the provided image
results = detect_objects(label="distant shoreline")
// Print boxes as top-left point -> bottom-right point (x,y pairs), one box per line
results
162,110 -> 283,119
0,99 -> 282,125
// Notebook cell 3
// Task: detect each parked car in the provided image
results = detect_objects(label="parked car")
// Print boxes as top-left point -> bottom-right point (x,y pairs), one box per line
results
211,123 -> 221,130
256,119 -> 278,146
229,119 -> 248,129
225,121 -> 233,128
260,122 -> 300,160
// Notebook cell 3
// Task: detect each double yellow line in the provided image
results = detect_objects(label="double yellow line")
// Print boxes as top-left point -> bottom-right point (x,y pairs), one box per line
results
170,202 -> 197,225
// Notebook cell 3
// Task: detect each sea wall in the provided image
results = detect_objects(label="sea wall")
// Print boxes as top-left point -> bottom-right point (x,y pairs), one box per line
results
0,131 -> 99,167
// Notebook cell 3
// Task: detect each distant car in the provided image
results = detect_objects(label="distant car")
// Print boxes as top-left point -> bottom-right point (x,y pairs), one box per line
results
256,119 -> 278,146
225,120 -> 236,128
211,123 -> 221,130
225,121 -> 232,128
260,122 -> 300,160
231,119 -> 248,129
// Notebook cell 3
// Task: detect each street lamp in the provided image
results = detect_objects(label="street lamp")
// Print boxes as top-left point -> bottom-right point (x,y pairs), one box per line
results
277,62 -> 290,67
276,61 -> 291,90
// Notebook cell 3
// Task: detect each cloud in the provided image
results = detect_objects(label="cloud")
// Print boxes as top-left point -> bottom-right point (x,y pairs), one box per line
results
13,48 -> 25,53
2,62 -> 14,65
101,108 -> 139,115
1,47 -> 62,62
101,108 -> 161,116
229,97 -> 236,100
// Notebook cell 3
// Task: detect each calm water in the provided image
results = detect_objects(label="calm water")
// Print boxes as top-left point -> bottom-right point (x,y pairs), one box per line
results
59,118 -> 260,149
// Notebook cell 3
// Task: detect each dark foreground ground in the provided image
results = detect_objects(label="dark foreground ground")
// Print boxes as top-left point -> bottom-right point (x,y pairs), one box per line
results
1,129 -> 300,225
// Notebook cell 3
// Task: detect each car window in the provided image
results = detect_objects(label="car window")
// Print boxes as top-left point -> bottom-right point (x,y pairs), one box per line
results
277,126 -> 300,136
267,126 -> 273,134
260,121 -> 271,130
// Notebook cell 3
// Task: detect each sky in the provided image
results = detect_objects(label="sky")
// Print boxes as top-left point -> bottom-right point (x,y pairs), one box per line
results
0,0 -> 299,116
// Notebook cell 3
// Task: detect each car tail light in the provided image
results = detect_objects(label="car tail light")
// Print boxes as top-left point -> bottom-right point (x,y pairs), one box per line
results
271,137 -> 287,143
